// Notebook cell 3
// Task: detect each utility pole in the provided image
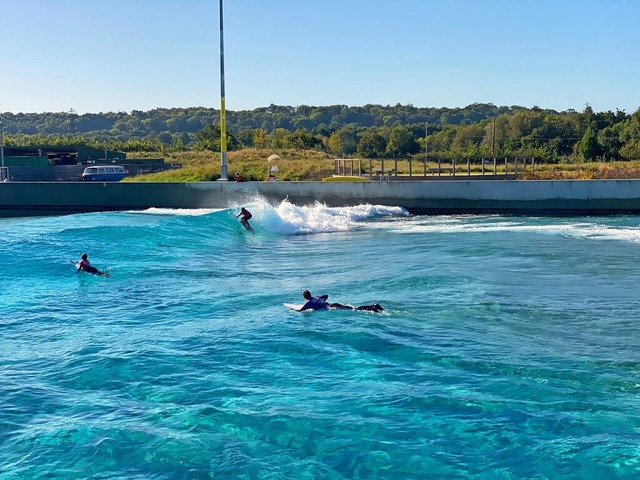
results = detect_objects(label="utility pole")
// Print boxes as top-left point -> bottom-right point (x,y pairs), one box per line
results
424,122 -> 428,176
218,0 -> 228,181
491,117 -> 496,157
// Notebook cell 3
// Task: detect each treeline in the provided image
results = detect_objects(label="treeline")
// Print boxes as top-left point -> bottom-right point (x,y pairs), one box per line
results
1,103 -> 639,161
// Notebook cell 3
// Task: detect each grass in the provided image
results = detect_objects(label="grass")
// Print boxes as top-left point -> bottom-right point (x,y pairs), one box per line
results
123,149 -> 640,182
519,161 -> 640,180
124,148 -> 334,182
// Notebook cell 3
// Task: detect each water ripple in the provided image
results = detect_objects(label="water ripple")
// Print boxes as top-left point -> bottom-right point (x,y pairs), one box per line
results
1,208 -> 640,478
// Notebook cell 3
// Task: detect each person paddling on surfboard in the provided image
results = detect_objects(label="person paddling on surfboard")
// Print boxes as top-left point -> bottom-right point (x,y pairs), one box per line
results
236,207 -> 253,231
299,290 -> 384,313
75,253 -> 110,277
299,290 -> 330,311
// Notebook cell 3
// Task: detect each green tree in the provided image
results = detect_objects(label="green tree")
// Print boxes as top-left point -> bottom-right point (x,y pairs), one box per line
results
387,125 -> 420,156
195,124 -> 221,151
328,127 -> 358,156
576,126 -> 599,161
357,131 -> 387,158
195,124 -> 238,151
171,134 -> 185,151
236,129 -> 256,147
157,131 -> 173,146
253,129 -> 269,149
450,124 -> 485,157
288,129 -> 322,150
268,128 -> 291,150
617,108 -> 640,160
427,125 -> 457,157
598,126 -> 623,160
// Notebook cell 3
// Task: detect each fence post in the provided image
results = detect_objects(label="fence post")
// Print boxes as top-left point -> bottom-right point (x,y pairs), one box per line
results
467,158 -> 471,176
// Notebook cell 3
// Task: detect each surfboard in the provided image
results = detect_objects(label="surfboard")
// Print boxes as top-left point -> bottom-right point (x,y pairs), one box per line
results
242,222 -> 255,233
283,303 -> 304,311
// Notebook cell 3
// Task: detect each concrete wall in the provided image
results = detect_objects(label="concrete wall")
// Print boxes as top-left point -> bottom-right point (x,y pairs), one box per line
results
1,179 -> 640,217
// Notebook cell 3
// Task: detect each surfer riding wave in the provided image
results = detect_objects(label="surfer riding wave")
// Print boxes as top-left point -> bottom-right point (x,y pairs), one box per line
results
236,207 -> 253,231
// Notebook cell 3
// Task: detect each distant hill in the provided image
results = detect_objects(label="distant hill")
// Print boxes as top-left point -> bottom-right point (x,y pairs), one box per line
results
1,103 -> 638,161
0,103 -> 533,140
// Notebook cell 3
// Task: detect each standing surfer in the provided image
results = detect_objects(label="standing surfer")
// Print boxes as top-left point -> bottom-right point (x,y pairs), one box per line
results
236,207 -> 253,231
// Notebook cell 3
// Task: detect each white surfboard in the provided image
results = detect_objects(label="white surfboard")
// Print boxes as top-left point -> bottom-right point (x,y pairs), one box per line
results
283,303 -> 304,311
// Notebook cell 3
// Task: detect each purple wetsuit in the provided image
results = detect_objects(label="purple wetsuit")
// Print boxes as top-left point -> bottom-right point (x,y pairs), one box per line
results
300,296 -> 328,311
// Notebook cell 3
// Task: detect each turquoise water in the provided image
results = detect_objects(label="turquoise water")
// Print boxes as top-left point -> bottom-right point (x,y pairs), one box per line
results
1,200 -> 640,479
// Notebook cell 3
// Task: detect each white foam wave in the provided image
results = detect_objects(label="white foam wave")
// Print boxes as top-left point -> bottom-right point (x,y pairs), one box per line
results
250,199 -> 408,235
388,217 -> 640,243
127,207 -> 223,216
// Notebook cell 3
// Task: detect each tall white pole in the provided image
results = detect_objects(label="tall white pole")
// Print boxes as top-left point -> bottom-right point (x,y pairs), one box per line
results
218,0 -> 229,181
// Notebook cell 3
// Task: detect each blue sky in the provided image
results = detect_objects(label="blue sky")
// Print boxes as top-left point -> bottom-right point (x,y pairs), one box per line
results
2,0 -> 639,114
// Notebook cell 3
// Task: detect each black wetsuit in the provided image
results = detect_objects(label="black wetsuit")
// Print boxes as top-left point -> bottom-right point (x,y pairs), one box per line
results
329,302 -> 384,312
301,293 -> 384,313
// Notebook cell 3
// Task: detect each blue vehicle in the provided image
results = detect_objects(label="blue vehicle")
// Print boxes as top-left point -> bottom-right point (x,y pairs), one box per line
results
81,165 -> 127,182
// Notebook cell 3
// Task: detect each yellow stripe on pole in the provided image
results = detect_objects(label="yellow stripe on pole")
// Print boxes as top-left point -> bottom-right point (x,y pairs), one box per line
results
220,96 -> 227,153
